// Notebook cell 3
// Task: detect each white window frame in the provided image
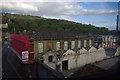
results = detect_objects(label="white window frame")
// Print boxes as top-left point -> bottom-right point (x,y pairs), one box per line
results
103,37 -> 105,42
89,40 -> 92,47
64,41 -> 68,50
84,40 -> 87,48
56,41 -> 60,51
78,40 -> 81,48
38,43 -> 43,53
109,36 -> 111,41
105,36 -> 107,41
114,37 -> 116,42
71,41 -> 75,49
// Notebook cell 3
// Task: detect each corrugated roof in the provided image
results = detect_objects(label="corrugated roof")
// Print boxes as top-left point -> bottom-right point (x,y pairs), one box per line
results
11,34 -> 28,43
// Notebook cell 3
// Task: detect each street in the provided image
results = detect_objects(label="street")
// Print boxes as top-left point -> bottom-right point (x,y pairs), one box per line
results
2,42 -> 29,79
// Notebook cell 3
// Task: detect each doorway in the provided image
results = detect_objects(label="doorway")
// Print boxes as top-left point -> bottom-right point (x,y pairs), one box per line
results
56,64 -> 60,72
62,60 -> 68,70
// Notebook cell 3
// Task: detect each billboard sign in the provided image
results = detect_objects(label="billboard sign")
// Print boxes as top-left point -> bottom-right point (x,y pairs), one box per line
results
22,51 -> 29,61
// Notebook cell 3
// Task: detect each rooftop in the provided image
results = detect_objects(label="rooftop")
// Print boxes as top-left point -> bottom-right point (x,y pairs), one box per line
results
22,29 -> 92,41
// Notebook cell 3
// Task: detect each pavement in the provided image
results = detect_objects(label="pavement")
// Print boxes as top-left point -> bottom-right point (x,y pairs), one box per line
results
2,42 -> 30,79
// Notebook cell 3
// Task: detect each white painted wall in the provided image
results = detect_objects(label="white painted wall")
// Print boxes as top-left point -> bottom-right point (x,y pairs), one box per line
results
115,47 -> 120,56
43,51 -> 57,70
41,47 -> 119,72
77,54 -> 88,67
62,55 -> 76,70
68,56 -> 76,70
61,46 -> 119,71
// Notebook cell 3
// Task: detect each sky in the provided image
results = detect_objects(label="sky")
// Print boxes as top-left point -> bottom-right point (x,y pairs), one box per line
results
1,0 -> 120,30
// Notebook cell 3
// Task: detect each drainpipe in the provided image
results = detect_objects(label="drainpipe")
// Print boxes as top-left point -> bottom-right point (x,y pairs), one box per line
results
116,15 -> 119,48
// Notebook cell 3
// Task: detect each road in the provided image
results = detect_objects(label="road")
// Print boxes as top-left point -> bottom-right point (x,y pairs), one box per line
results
66,56 -> 120,80
2,42 -> 29,79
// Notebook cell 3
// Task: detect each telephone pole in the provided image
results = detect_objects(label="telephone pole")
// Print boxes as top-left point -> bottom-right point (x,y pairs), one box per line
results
117,2 -> 120,47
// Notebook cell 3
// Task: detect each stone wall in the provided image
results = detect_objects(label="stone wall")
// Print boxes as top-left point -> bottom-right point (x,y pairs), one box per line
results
61,47 -> 120,71
43,51 -> 57,70
40,47 -> 120,71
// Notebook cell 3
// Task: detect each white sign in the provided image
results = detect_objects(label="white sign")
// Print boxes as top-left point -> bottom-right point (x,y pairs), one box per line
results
22,51 -> 29,61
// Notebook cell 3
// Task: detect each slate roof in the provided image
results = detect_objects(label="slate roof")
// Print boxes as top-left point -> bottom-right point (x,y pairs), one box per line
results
23,29 -> 91,41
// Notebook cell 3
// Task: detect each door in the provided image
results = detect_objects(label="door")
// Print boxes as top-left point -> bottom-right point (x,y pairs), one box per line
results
56,64 -> 60,72
62,60 -> 68,70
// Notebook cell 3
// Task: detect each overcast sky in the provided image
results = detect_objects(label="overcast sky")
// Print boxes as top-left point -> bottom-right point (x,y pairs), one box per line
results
1,0 -> 120,30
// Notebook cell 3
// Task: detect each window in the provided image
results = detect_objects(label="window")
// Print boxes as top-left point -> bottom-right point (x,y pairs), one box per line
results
56,55 -> 60,61
64,41 -> 68,50
114,36 -> 116,42
40,57 -> 44,63
38,43 -> 43,53
84,40 -> 87,48
89,40 -> 92,47
71,41 -> 75,49
106,36 -> 107,41
49,56 -> 53,62
109,36 -> 111,41
78,40 -> 81,48
103,37 -> 105,42
56,42 -> 60,51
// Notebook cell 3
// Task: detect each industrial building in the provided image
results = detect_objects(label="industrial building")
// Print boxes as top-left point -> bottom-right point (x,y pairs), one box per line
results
11,29 -> 120,72
23,29 -> 94,71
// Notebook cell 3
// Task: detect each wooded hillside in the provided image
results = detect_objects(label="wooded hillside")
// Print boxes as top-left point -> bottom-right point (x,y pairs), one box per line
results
2,13 -> 109,34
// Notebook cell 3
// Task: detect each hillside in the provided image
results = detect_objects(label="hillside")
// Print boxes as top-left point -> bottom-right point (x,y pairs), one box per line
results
2,13 -> 109,34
